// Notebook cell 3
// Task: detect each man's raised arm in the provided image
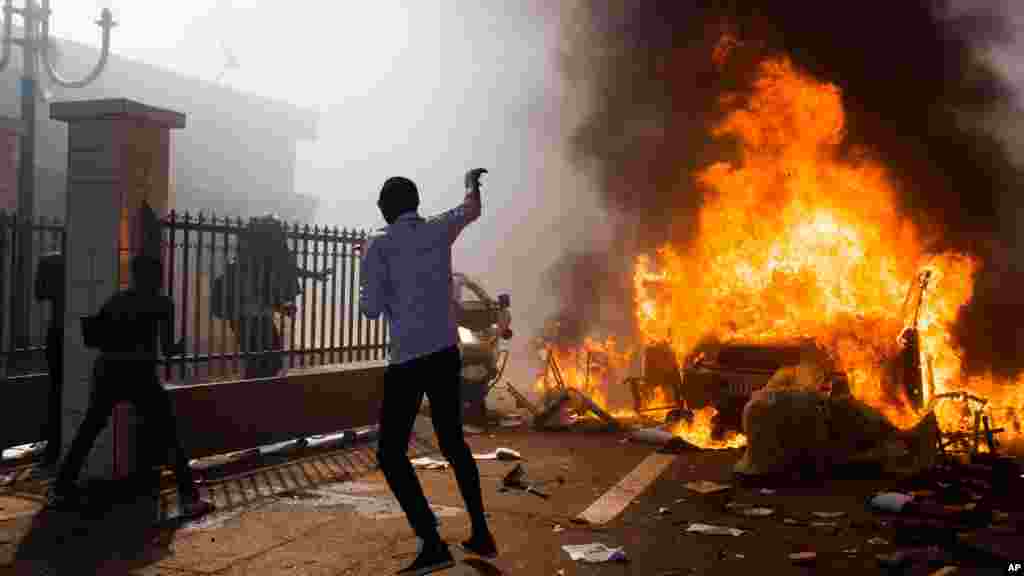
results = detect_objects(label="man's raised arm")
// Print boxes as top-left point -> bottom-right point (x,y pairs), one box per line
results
440,168 -> 486,245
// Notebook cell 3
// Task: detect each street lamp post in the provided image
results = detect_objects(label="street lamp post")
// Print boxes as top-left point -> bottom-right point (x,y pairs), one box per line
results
0,0 -> 115,359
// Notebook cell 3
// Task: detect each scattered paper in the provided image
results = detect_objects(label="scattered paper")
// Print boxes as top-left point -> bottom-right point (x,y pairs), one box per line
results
735,553 -> 745,559
741,507 -> 775,517
561,543 -> 627,563
869,492 -> 913,513
473,448 -> 521,461
812,511 -> 845,519
685,481 -> 731,494
685,523 -> 746,536
867,537 -> 889,546
411,457 -> 449,470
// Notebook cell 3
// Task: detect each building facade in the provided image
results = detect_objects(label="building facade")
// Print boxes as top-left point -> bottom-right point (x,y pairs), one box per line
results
0,31 -> 319,223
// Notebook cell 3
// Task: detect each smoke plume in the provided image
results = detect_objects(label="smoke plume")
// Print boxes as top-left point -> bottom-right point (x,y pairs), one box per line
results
556,0 -> 1024,378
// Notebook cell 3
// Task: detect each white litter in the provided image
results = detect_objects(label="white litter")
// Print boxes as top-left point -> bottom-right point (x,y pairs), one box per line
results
561,543 -> 627,563
472,448 -> 521,461
411,457 -> 449,470
685,523 -> 746,536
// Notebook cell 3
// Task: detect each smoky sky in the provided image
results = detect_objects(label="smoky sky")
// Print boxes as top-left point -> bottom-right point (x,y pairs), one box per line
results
557,0 -> 1024,379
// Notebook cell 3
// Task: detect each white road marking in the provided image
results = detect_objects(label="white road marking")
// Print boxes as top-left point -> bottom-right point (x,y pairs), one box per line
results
575,452 -> 677,525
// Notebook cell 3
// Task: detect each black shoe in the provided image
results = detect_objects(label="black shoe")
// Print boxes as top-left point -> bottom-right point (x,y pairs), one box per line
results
459,531 -> 498,559
396,541 -> 455,575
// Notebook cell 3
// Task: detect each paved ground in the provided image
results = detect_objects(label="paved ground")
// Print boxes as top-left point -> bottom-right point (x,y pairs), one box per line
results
0,416 -> 1021,575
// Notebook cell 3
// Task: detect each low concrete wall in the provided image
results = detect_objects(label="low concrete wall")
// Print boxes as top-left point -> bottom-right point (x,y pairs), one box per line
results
170,362 -> 387,459
1,362 -> 387,460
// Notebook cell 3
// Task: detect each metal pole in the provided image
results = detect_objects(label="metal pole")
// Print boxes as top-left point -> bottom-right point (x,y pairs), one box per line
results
11,0 -> 37,359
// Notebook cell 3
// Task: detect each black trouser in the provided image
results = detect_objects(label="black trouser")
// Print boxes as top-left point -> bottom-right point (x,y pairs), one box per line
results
56,358 -> 197,499
376,345 -> 487,542
43,328 -> 63,465
235,315 -> 284,378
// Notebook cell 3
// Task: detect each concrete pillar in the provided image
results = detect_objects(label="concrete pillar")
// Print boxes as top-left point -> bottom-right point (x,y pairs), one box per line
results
50,99 -> 185,481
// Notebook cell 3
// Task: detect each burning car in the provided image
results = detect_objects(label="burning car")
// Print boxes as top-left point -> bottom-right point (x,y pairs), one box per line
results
633,340 -> 846,440
453,273 -> 513,423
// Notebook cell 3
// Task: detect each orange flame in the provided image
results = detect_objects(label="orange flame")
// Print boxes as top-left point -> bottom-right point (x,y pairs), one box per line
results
533,337 -> 633,417
633,55 -> 1022,453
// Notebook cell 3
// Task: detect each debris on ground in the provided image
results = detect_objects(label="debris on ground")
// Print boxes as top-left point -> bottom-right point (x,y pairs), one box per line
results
869,492 -> 914,513
500,464 -> 551,499
410,457 -> 449,470
867,537 -> 889,546
789,552 -> 816,564
758,488 -> 776,495
561,543 -> 628,563
811,511 -> 846,519
725,502 -> 774,517
685,480 -> 731,494
734,384 -> 940,477
657,507 -> 671,515
685,523 -> 746,536
473,448 -> 521,461
631,427 -> 675,446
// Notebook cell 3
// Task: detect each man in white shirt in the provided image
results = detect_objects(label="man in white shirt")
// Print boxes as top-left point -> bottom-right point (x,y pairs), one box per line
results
360,169 -> 497,575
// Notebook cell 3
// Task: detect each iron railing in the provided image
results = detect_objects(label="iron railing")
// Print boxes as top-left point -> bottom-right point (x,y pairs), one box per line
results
159,211 -> 389,385
0,211 -> 66,379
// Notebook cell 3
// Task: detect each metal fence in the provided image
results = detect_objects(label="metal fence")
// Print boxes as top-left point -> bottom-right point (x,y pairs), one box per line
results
0,211 -> 66,379
159,211 -> 389,385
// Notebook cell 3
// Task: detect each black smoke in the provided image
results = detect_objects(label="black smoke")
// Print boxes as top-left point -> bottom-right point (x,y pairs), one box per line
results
554,0 -> 1024,379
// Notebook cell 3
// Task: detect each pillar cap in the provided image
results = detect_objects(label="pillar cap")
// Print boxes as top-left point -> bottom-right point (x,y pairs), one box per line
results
49,98 -> 186,129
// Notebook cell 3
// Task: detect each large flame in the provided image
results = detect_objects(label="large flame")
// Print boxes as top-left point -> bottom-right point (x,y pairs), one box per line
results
634,56 -> 1022,452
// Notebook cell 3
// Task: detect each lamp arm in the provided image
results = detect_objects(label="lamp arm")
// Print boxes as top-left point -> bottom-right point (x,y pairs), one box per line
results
40,3 -> 115,89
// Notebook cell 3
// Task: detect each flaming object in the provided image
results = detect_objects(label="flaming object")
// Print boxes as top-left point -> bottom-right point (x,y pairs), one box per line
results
632,55 -> 1022,453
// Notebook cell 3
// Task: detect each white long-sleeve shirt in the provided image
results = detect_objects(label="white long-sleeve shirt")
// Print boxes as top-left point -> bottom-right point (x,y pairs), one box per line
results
359,189 -> 481,365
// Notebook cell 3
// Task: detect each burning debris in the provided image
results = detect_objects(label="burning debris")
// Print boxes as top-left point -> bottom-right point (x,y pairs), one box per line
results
552,0 -> 1024,459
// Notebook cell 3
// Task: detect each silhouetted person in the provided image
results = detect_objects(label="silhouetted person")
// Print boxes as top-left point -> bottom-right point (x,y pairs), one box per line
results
214,214 -> 330,378
360,169 -> 497,575
34,251 -> 64,474
48,256 -> 214,519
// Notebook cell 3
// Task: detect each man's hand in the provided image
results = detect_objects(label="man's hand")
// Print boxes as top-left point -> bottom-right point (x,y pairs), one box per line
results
464,168 -> 488,192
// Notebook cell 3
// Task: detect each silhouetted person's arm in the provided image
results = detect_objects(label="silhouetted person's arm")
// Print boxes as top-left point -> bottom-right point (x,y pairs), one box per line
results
358,236 -> 391,320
